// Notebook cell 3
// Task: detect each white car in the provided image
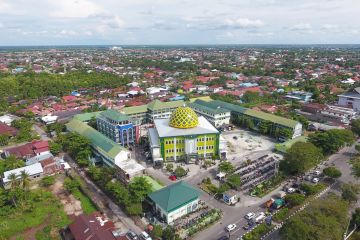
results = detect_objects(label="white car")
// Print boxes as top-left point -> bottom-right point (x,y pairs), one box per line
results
245,212 -> 255,220
312,177 -> 319,183
226,224 -> 237,232
287,187 -> 296,193
314,170 -> 321,176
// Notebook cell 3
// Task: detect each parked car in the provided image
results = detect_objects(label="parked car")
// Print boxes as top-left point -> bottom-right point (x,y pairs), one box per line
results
287,187 -> 296,193
305,175 -> 313,181
255,212 -> 266,223
126,230 -> 138,240
226,224 -> 237,232
245,212 -> 255,220
139,231 -> 152,240
233,136 -> 238,140
169,175 -> 177,181
217,236 -> 229,240
312,177 -> 319,183
314,170 -> 321,176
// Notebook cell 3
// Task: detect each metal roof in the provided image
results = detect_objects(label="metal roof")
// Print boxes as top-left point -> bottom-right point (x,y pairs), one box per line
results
66,119 -> 125,160
148,181 -> 201,213
100,109 -> 131,122
190,99 -> 230,114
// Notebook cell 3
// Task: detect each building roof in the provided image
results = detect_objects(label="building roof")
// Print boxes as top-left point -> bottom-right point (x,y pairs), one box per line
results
100,109 -> 131,122
3,163 -> 43,184
122,104 -> 148,115
147,99 -> 185,111
149,181 -> 201,213
169,107 -> 199,129
190,100 -> 230,115
208,100 -> 299,128
66,119 -> 126,160
0,122 -> 18,136
73,111 -> 102,122
154,116 -> 218,138
68,212 -> 123,240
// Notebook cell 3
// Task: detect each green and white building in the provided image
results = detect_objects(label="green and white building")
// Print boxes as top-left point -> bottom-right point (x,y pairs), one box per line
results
189,100 -> 231,127
148,181 -> 202,224
148,106 -> 224,163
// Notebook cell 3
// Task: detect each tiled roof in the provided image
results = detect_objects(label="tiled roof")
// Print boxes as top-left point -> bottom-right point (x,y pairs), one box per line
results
190,100 -> 230,114
66,119 -> 125,160
73,111 -> 102,122
149,181 -> 201,213
147,99 -> 185,111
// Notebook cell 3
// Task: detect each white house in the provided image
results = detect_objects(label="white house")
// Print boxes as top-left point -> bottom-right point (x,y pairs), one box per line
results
2,163 -> 43,189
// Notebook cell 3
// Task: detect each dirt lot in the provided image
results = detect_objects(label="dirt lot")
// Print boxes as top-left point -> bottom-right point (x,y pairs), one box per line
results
222,128 -> 276,160
51,174 -> 83,216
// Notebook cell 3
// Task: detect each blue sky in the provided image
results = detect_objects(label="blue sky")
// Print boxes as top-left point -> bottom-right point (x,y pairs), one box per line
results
0,0 -> 359,45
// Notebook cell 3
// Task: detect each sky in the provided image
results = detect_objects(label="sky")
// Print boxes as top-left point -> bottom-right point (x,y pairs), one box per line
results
0,0 -> 359,45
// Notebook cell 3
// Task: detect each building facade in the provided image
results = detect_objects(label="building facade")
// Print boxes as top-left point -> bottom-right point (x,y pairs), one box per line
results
338,87 -> 360,112
96,109 -> 140,146
148,181 -> 201,224
190,100 -> 231,127
148,106 -> 221,162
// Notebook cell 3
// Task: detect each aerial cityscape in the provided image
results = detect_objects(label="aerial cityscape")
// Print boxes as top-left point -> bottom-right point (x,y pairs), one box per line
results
0,1 -> 360,240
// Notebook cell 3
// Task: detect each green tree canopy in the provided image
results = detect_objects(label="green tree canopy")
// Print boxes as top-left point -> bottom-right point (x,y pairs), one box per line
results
218,161 -> 235,174
285,193 -> 306,208
341,183 -> 360,203
128,177 -> 152,203
323,167 -> 342,179
280,142 -> 323,175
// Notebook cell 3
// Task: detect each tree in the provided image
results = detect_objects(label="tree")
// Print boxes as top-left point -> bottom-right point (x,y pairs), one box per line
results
217,183 -> 230,194
8,173 -> 19,207
280,142 -> 323,175
151,225 -> 163,239
355,144 -> 360,153
63,178 -> 80,193
165,163 -> 174,173
106,181 -> 130,206
226,174 -> 241,188
309,129 -> 355,155
40,176 -> 55,187
258,121 -> 271,135
20,171 -> 30,191
323,167 -> 342,179
174,166 -> 187,177
341,183 -> 360,203
0,134 -> 9,146
49,141 -> 62,155
162,226 -> 181,240
351,119 -> 360,136
280,195 -> 349,240
352,208 -> 360,226
218,161 -> 235,174
285,193 -> 305,208
129,177 -> 152,203
125,203 -> 142,215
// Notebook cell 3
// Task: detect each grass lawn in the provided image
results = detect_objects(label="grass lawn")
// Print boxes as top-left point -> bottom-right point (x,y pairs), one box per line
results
72,189 -> 97,214
143,176 -> 164,192
0,190 -> 71,240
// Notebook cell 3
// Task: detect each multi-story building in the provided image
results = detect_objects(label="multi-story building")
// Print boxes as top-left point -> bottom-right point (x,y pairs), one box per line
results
121,99 -> 185,124
96,109 -> 140,146
201,100 -> 302,140
285,91 -> 313,103
338,87 -> 360,112
66,119 -> 144,182
189,99 -> 231,127
148,106 -> 222,163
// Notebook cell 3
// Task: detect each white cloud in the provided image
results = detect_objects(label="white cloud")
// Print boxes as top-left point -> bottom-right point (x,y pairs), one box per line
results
289,23 -> 312,31
49,0 -> 104,18
321,24 -> 338,30
59,29 -> 78,36
0,0 -> 12,13
224,18 -> 265,29
0,22 -> 4,28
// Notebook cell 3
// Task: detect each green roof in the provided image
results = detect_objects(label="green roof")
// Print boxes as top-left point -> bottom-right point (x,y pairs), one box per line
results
122,100 -> 185,115
122,105 -> 148,115
148,181 -> 201,213
147,99 -> 185,111
73,111 -> 102,122
275,136 -> 308,153
66,119 -> 125,160
100,109 -> 131,122
209,100 -> 299,128
190,99 -> 230,114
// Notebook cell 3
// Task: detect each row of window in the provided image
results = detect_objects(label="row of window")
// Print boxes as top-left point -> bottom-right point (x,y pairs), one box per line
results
165,139 -> 185,144
165,148 -> 185,154
197,145 -> 214,150
198,137 -> 215,142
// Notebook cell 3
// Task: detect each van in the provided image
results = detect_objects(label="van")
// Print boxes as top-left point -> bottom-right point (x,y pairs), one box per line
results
255,212 -> 266,223
139,231 -> 152,240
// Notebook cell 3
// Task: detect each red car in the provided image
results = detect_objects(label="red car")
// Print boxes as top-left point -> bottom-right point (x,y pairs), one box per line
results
169,175 -> 177,181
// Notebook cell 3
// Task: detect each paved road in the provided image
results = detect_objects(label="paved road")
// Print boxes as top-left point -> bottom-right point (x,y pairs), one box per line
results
64,154 -> 143,234
32,124 -> 50,141
265,142 -> 360,240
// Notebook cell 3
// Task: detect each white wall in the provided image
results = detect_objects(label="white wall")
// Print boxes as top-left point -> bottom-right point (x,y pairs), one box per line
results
156,199 -> 199,223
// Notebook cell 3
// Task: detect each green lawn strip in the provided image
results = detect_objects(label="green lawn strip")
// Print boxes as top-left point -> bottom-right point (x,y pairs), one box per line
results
72,189 -> 97,214
0,191 -> 71,240
242,223 -> 274,240
142,176 -> 164,192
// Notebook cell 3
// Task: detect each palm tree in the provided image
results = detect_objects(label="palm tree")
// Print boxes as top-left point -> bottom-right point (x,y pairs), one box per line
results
20,171 -> 30,191
8,173 -> 19,207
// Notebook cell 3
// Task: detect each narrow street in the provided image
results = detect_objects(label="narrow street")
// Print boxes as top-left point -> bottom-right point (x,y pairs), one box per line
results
64,154 -> 143,234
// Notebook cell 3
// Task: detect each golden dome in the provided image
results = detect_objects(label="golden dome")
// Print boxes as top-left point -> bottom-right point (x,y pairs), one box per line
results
169,106 -> 199,129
